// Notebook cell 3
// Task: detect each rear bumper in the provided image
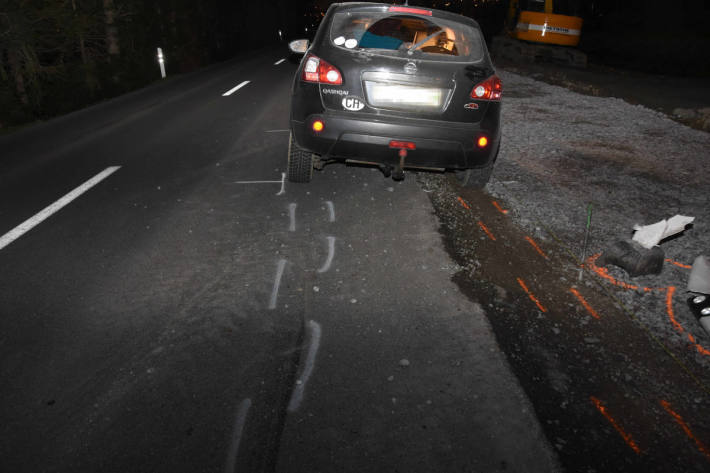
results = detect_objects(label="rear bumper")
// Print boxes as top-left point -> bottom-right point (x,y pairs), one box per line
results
290,111 -> 500,170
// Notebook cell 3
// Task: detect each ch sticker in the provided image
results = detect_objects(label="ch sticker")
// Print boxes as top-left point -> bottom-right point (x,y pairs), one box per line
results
342,96 -> 365,111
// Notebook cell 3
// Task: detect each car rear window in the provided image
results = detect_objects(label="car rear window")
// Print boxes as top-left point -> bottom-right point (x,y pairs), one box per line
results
329,10 -> 484,62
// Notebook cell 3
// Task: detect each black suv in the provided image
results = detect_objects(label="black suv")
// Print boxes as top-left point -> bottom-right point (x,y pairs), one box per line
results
287,2 -> 501,188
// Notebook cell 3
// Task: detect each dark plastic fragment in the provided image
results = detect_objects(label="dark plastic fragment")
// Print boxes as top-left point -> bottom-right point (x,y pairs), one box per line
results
597,240 -> 664,277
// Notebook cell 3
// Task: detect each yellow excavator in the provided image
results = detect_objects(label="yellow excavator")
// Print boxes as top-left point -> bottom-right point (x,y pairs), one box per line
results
493,0 -> 587,67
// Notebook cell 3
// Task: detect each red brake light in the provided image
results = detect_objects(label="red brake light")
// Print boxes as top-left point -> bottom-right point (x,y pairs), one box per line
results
470,75 -> 502,101
388,6 -> 432,16
301,54 -> 342,85
389,140 -> 416,150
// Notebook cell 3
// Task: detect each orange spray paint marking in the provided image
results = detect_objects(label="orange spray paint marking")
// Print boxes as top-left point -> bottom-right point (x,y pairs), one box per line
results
478,221 -> 496,241
587,254 -> 709,357
492,200 -> 508,215
457,197 -> 470,210
516,278 -> 547,312
587,254 -> 639,290
661,400 -> 710,461
590,396 -> 642,455
569,288 -> 601,319
665,259 -> 692,269
524,236 -> 548,259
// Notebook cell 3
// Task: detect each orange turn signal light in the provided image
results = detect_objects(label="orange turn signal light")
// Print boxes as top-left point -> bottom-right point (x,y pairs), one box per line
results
477,136 -> 488,148
312,120 -> 324,132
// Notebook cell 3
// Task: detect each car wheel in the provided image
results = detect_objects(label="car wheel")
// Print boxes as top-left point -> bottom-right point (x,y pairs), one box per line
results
455,161 -> 494,189
287,132 -> 314,183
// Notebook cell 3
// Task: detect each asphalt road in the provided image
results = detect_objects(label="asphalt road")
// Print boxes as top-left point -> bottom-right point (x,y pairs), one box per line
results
0,47 -> 558,473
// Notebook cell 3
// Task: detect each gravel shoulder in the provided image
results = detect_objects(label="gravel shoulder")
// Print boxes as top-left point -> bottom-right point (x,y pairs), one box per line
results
420,66 -> 710,471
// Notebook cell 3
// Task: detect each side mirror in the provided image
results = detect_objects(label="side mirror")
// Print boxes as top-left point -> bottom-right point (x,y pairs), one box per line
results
288,39 -> 309,54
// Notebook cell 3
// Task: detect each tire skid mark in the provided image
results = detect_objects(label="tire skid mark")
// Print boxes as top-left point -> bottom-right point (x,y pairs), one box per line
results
325,201 -> 335,222
660,399 -> 710,461
316,236 -> 335,273
287,320 -> 322,412
268,259 -> 287,310
590,396 -> 642,455
288,203 -> 297,232
224,398 -> 252,473
569,287 -> 601,319
587,254 -> 709,357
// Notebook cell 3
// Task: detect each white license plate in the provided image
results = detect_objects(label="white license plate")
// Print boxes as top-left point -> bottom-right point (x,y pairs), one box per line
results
365,82 -> 445,109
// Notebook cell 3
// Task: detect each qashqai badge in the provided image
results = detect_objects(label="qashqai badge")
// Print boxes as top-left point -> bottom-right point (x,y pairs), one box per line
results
342,96 -> 365,111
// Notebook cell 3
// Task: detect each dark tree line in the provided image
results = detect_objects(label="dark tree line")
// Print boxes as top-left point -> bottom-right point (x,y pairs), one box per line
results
0,0 -> 304,129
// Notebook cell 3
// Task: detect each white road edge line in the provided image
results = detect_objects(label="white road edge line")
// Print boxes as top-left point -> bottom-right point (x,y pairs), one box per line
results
325,201 -> 335,222
234,180 -> 282,184
268,259 -> 287,310
0,166 -> 121,251
222,80 -> 250,96
288,203 -> 297,232
223,398 -> 252,473
274,58 -> 286,65
317,236 -> 336,273
287,320 -> 322,412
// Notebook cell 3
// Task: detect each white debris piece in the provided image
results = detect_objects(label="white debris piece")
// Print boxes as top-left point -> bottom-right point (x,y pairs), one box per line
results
632,215 -> 694,249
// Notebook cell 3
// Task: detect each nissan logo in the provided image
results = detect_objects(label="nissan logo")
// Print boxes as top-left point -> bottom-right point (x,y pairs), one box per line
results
404,61 -> 417,74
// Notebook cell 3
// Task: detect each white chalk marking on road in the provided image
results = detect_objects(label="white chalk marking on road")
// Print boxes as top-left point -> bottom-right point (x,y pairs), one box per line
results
276,172 -> 286,196
288,203 -> 297,232
317,236 -> 336,273
287,320 -> 322,412
268,259 -> 287,309
325,201 -> 335,222
274,58 -> 286,65
222,80 -> 250,96
224,398 -> 252,473
0,166 -> 121,251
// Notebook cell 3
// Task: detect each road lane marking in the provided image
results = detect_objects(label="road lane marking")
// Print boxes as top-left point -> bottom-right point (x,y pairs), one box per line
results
268,259 -> 287,309
590,396 -> 641,454
224,398 -> 252,473
264,129 -> 289,133
288,203 -> 296,232
325,201 -> 335,222
317,236 -> 335,273
222,80 -> 250,96
288,320 -> 322,412
0,166 -> 121,251
274,58 -> 286,65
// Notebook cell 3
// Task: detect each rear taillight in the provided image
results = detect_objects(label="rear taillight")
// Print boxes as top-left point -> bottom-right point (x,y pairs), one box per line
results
302,54 -> 343,85
470,75 -> 502,101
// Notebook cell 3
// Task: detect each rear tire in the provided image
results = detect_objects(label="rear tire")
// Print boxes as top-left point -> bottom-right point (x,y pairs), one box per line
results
455,162 -> 494,189
287,132 -> 314,183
